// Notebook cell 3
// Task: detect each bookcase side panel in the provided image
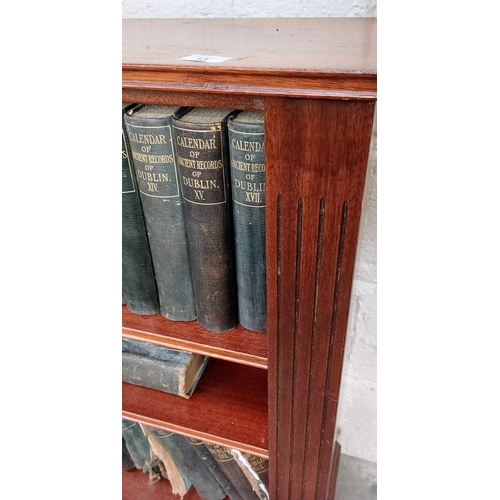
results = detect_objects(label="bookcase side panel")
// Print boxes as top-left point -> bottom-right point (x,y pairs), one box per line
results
265,97 -> 375,500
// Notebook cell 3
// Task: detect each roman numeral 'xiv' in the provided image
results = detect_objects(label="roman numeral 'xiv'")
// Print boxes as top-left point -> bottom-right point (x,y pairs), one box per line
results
147,182 -> 159,192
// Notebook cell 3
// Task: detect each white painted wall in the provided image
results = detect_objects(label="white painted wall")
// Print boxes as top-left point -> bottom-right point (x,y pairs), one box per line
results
336,107 -> 377,463
123,0 -> 378,464
122,0 -> 377,18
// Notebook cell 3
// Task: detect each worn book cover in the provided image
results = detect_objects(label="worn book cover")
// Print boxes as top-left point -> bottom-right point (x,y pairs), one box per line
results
227,110 -> 266,332
124,104 -> 196,321
173,108 -> 239,333
187,437 -> 245,500
144,427 -> 227,500
122,103 -> 161,315
231,450 -> 269,500
204,442 -> 261,500
122,338 -> 209,399
122,419 -> 155,473
141,424 -> 193,497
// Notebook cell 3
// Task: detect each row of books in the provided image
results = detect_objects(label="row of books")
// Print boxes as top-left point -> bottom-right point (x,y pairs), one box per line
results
122,104 -> 267,333
122,419 -> 269,500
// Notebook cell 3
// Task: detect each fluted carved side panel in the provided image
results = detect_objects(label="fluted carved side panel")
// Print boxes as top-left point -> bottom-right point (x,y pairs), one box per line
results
265,97 -> 375,500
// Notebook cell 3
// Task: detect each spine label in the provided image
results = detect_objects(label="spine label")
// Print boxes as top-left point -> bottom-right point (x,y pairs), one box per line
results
174,125 -> 227,205
208,444 -> 234,463
246,454 -> 269,474
125,123 -> 180,198
229,129 -> 265,207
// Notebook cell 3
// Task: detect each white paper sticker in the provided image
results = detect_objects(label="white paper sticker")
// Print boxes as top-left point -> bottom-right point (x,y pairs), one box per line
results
178,54 -> 232,63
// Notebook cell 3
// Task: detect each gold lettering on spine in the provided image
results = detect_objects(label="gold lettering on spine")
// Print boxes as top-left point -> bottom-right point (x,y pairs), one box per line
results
229,128 -> 265,208
233,179 -> 265,203
231,138 -> 265,152
124,123 -> 179,199
245,454 -> 268,473
231,143 -> 266,207
128,132 -> 167,145
174,126 -> 225,205
176,136 -> 217,149
209,445 -> 233,462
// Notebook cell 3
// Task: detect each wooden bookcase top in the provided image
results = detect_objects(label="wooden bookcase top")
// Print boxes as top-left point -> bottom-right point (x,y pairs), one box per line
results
123,18 -> 377,101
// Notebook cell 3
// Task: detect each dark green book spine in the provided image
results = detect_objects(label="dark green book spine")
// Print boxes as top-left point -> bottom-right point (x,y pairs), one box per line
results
124,105 -> 196,321
204,443 -> 260,500
122,338 -> 208,398
145,428 -> 227,500
122,419 -> 153,473
173,109 -> 238,333
187,437 -> 245,500
122,103 -> 160,315
122,437 -> 136,470
227,112 -> 266,332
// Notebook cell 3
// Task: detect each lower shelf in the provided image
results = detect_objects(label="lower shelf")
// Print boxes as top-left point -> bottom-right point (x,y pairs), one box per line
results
122,357 -> 269,457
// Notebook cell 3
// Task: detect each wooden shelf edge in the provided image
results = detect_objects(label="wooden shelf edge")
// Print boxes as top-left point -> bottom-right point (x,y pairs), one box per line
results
122,327 -> 267,369
122,411 -> 269,459
122,78 -> 377,101
122,306 -> 268,369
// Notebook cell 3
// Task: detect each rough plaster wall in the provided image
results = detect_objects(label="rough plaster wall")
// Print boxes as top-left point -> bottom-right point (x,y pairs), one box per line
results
122,1 -> 377,19
122,0 -> 378,464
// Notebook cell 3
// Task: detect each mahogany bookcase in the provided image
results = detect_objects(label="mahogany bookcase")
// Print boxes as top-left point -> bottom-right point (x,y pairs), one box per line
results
122,17 -> 376,500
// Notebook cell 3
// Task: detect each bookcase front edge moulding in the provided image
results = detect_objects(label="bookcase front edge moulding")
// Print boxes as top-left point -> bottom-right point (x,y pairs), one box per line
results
122,17 -> 376,500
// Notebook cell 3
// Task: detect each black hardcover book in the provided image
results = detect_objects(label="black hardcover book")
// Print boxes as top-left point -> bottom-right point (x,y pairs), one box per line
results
227,111 -> 266,332
204,443 -> 260,500
173,108 -> 239,333
243,453 -> 269,495
144,427 -> 227,500
122,338 -> 209,399
231,450 -> 269,500
187,437 -> 245,500
124,104 -> 196,321
122,103 -> 161,315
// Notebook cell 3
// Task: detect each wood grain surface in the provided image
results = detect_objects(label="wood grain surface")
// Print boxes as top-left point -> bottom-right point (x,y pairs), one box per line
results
123,18 -> 376,101
123,358 -> 269,457
265,97 -> 375,499
123,305 -> 267,369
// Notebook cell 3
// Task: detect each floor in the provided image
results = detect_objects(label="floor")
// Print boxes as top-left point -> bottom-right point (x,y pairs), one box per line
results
334,454 -> 377,500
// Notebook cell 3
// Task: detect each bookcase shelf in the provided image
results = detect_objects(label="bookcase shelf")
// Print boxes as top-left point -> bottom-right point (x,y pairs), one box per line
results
123,17 -> 376,500
122,305 -> 267,369
123,358 -> 268,457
